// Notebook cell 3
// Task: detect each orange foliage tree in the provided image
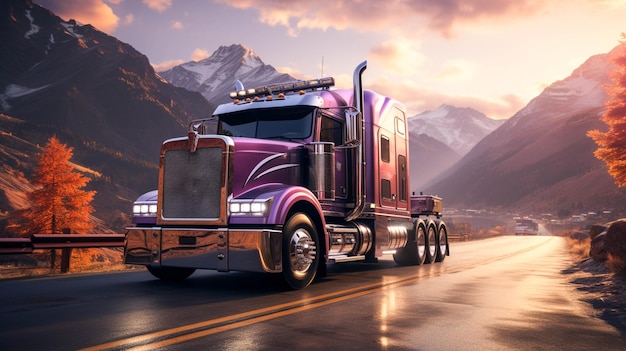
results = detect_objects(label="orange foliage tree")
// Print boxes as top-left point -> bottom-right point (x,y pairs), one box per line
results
10,136 -> 96,235
588,36 -> 626,186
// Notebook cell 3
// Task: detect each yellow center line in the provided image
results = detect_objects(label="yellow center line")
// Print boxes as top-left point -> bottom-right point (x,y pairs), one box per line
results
127,287 -> 382,351
79,272 -> 427,351
81,237 -> 553,351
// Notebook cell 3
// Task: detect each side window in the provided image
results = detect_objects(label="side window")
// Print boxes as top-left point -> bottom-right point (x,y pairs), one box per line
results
320,115 -> 343,145
381,179 -> 392,199
380,135 -> 390,163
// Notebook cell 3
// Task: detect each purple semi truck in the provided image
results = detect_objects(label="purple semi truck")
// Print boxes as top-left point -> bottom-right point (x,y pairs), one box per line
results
124,61 -> 448,289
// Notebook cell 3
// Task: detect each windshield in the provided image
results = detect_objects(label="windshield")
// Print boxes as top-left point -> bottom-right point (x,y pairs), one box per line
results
217,106 -> 315,140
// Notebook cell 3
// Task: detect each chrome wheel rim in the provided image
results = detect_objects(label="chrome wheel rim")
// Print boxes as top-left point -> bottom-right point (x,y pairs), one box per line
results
428,227 -> 437,258
288,228 -> 317,277
417,227 -> 426,258
439,229 -> 447,256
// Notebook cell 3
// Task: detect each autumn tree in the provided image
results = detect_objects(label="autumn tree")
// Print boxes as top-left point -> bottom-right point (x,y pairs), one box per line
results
10,136 -> 96,235
588,35 -> 626,186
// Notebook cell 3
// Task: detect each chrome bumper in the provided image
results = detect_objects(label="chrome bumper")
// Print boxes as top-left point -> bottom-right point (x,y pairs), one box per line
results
124,227 -> 282,273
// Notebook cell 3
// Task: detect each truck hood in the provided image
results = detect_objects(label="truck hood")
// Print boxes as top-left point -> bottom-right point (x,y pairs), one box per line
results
231,137 -> 306,199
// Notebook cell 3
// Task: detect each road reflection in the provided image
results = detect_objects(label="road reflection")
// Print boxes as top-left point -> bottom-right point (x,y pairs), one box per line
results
377,276 -> 401,349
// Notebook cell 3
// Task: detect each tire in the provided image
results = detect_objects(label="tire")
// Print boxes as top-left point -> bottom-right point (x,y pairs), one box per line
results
393,222 -> 426,265
424,223 -> 437,264
147,266 -> 195,281
435,223 -> 448,262
282,213 -> 320,290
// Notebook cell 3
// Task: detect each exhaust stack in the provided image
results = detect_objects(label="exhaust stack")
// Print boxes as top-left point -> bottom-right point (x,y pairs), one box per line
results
345,61 -> 367,222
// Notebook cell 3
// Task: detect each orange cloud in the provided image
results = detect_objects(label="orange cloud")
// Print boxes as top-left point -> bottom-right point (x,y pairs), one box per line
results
142,0 -> 172,12
214,0 -> 547,37
37,0 -> 119,33
191,48 -> 210,62
152,59 -> 184,72
369,39 -> 425,75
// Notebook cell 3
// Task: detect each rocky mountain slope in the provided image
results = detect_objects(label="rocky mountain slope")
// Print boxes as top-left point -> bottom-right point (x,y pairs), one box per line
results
0,0 -> 215,232
409,132 -> 461,192
426,44 -> 626,216
407,105 -> 502,190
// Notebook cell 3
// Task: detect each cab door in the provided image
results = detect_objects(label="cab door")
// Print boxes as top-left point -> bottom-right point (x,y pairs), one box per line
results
378,107 -> 408,210
319,114 -> 347,199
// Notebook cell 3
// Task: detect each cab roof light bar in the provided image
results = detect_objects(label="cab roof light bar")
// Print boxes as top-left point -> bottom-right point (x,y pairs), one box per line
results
229,77 -> 335,100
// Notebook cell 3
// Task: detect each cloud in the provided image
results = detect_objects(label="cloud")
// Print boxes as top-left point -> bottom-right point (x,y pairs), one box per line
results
122,13 -> 134,25
191,48 -> 210,61
403,0 -> 544,38
436,59 -> 476,82
151,59 -> 184,72
215,0 -> 547,37
37,0 -> 120,33
171,20 -> 183,29
369,39 -> 425,75
142,0 -> 172,12
368,77 -> 523,119
151,48 -> 210,71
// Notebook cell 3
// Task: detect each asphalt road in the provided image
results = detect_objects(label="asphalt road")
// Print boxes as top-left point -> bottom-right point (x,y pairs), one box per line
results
0,236 -> 624,351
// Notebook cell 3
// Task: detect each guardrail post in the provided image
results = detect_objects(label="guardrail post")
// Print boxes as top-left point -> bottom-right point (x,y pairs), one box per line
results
60,248 -> 72,273
50,249 -> 57,271
59,228 -> 71,273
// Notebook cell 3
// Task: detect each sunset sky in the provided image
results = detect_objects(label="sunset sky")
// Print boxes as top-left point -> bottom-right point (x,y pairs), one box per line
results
36,0 -> 625,119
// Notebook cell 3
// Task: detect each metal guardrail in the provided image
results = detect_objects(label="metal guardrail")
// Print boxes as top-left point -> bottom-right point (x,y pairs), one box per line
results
0,234 -> 125,254
448,233 -> 470,242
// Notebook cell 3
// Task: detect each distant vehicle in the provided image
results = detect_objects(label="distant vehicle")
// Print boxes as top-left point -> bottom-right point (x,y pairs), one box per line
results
515,218 -> 538,235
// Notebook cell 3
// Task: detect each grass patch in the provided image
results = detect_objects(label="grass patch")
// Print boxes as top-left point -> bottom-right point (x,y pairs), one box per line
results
564,236 -> 591,262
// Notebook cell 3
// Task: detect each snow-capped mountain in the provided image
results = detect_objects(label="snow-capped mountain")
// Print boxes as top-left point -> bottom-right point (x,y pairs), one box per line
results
0,0 -> 214,232
506,50 -> 613,127
408,105 -> 504,156
159,44 -> 295,104
426,44 -> 626,213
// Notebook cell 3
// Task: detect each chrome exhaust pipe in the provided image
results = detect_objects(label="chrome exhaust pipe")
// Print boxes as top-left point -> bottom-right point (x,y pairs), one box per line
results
346,61 -> 367,221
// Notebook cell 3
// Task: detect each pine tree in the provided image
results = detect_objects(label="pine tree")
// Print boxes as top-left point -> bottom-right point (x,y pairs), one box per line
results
588,36 -> 626,186
10,136 -> 96,235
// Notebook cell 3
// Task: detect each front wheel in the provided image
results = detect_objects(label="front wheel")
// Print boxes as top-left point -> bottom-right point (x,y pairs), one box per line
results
282,213 -> 320,290
146,266 -> 196,281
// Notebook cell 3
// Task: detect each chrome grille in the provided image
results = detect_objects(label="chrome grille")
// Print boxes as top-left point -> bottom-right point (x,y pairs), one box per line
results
162,147 -> 223,220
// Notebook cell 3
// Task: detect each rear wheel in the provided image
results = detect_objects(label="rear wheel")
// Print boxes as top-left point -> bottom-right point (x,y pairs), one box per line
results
282,213 -> 319,290
425,224 -> 437,264
436,223 -> 448,262
146,266 -> 196,281
393,222 -> 426,265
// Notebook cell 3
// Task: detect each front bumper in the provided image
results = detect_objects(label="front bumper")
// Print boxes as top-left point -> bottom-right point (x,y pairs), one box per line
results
124,227 -> 282,273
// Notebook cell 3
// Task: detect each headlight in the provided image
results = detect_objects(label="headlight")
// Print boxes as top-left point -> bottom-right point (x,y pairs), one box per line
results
133,202 -> 157,216
229,198 -> 271,216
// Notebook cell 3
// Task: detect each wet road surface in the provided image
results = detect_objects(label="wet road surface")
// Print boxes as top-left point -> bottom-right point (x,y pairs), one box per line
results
0,236 -> 624,350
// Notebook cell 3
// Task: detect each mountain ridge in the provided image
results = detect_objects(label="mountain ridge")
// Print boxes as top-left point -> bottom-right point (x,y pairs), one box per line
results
159,44 -> 296,104
408,104 -> 504,156
0,0 -> 215,232
425,44 -> 626,216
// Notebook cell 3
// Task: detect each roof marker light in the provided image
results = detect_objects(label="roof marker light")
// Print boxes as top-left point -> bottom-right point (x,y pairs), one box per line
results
227,77 -> 335,100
